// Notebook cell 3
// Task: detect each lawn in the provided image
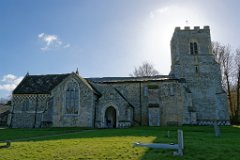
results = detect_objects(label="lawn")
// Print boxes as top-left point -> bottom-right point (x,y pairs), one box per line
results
0,126 -> 239,160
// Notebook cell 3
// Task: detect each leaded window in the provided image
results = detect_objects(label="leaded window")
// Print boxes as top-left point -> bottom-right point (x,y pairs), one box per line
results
65,81 -> 79,114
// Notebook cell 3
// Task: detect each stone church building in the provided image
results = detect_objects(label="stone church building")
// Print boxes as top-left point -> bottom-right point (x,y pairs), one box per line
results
9,26 -> 230,128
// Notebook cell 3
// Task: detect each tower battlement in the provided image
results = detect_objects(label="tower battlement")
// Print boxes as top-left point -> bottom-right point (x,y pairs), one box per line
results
171,25 -> 211,56
171,26 -> 211,44
174,26 -> 210,32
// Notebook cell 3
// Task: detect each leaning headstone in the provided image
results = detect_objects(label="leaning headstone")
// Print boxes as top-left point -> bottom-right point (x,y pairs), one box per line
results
134,130 -> 184,156
174,129 -> 184,156
214,122 -> 221,137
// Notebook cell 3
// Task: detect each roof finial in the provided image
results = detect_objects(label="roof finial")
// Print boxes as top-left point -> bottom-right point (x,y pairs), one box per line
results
76,68 -> 79,75
26,72 -> 29,76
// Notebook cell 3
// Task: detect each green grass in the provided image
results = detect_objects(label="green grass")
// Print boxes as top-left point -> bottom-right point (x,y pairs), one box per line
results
0,126 -> 240,160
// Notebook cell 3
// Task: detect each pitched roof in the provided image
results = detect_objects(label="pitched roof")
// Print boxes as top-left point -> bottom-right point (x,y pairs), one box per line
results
13,74 -> 71,94
12,73 -> 181,95
87,75 -> 178,83
76,75 -> 101,96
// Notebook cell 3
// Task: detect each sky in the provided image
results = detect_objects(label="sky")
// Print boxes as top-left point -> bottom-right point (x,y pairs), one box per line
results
1,0 -> 240,99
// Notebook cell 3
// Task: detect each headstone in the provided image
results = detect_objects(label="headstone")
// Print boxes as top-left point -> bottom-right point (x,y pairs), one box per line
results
174,130 -> 184,156
134,130 -> 184,156
166,131 -> 170,138
214,122 -> 220,137
178,130 -> 184,155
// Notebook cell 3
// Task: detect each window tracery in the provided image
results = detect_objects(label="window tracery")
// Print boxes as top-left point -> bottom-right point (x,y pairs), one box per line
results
65,81 -> 79,114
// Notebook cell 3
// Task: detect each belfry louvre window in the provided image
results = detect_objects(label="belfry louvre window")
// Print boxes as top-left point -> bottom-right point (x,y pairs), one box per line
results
65,81 -> 79,114
190,42 -> 198,55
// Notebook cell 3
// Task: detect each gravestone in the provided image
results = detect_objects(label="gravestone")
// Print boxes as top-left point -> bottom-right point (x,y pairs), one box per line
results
134,129 -> 184,156
166,130 -> 170,138
214,122 -> 221,137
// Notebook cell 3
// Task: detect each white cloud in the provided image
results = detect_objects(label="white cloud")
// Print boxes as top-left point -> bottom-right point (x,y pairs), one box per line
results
2,74 -> 17,82
38,33 -> 70,51
156,7 -> 169,13
38,33 -> 44,38
149,6 -> 170,19
0,74 -> 24,92
0,84 -> 16,92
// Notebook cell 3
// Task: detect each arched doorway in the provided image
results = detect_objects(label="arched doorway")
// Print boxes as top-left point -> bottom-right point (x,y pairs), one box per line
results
105,106 -> 116,128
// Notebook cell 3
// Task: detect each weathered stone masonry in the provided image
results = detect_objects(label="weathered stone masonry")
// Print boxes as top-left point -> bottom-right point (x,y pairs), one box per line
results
9,26 -> 230,128
170,26 -> 229,125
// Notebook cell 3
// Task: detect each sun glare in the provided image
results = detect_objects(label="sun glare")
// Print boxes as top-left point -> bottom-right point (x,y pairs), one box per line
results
138,5 -> 209,74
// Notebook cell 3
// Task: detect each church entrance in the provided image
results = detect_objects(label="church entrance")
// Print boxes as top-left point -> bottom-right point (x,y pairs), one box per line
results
105,106 -> 116,128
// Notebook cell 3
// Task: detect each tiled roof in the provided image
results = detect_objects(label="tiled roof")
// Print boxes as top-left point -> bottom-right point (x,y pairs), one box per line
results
13,74 -> 71,94
87,75 -> 177,83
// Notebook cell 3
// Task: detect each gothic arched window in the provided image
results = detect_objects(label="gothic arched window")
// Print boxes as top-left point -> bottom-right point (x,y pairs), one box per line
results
65,81 -> 79,114
190,42 -> 198,55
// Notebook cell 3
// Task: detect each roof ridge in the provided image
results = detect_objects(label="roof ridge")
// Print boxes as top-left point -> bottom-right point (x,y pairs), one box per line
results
86,75 -> 170,79
27,73 -> 71,76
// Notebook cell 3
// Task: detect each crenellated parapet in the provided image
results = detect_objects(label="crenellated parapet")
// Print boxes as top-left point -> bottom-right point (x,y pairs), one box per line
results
174,26 -> 210,31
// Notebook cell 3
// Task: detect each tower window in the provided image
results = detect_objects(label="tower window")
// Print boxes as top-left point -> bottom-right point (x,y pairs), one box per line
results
194,42 -> 198,54
190,43 -> 194,55
190,42 -> 198,55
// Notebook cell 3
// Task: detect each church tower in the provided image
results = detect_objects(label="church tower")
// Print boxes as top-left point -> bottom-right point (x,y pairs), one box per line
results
170,26 -> 230,125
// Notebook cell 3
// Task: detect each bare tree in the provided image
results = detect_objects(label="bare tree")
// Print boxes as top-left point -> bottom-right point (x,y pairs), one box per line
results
233,48 -> 240,121
212,42 -> 234,118
130,61 -> 159,77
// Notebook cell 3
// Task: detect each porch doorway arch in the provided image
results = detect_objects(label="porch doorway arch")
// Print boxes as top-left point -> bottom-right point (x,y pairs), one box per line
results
105,106 -> 116,128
